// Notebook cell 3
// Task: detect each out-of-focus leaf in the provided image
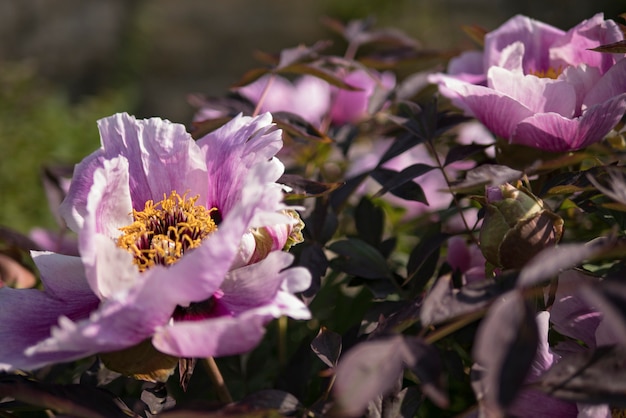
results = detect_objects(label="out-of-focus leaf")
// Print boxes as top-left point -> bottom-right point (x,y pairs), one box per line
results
231,67 -> 272,89
321,16 -> 419,49
461,25 -> 488,46
333,335 -> 445,417
589,39 -> 626,53
538,345 -> 626,407
403,337 -> 449,409
581,280 -> 626,346
158,404 -> 284,417
472,290 -> 538,414
279,174 -> 342,200
371,168 -> 428,203
190,117 -> 238,140
328,238 -> 392,279
372,164 -> 436,199
332,336 -> 407,417
272,111 -> 334,143
277,40 -> 331,69
587,166 -> 626,206
277,62 -> 362,90
517,237 -> 617,288
444,143 -> 492,167
0,252 -> 36,288
449,164 -> 523,194
0,374 -> 135,418
311,326 -> 342,368
355,197 -> 384,247
367,299 -> 422,336
41,164 -> 73,228
394,71 -> 433,101
239,390 -> 303,415
421,275 -> 512,326
141,382 -> 175,416
0,226 -> 41,250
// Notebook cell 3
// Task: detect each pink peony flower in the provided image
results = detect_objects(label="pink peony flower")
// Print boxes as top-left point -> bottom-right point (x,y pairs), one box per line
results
429,14 -> 626,152
236,74 -> 331,126
0,113 -> 310,377
329,69 -> 396,125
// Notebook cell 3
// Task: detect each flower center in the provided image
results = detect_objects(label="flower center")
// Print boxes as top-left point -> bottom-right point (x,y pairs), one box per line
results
529,66 -> 563,79
117,191 -> 218,272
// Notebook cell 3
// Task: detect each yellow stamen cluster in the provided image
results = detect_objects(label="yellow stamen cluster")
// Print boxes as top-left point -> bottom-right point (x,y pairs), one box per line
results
529,66 -> 563,79
117,191 -> 218,272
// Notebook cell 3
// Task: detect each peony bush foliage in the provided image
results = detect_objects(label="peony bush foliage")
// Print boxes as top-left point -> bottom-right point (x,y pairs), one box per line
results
1,12 -> 626,418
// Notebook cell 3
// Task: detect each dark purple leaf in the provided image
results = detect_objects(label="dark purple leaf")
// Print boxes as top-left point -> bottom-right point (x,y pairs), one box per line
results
0,226 -> 42,251
231,67 -> 271,89
371,168 -> 428,203
443,143 -> 492,167
472,290 -> 538,414
372,163 -> 436,199
517,237 -> 615,288
328,238 -> 392,279
141,382 -> 175,416
239,389 -> 302,415
377,130 -> 425,166
333,336 -> 445,417
311,326 -> 342,368
580,280 -> 626,346
330,172 -> 370,212
298,243 -> 328,297
355,197 -> 384,247
420,275 -> 512,326
449,164 -> 523,194
0,374 -> 135,418
41,164 -> 73,228
272,111 -> 334,143
589,39 -> 626,53
277,62 -> 362,90
276,40 -> 331,69
332,336 -> 406,417
278,174 -> 342,200
538,345 -> 626,407
403,337 -> 449,409
406,228 -> 449,286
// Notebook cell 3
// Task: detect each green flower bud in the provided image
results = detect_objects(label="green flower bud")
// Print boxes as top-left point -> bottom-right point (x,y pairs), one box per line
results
478,183 -> 563,270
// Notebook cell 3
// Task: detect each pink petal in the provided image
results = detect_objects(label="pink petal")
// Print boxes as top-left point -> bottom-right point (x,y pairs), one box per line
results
583,58 -> 626,108
484,15 -> 564,74
0,253 -> 99,371
513,93 -> 626,151
549,13 -> 624,74
488,66 -> 576,117
96,113 -> 208,210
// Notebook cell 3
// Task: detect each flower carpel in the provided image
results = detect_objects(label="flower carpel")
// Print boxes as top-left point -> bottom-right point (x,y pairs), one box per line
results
117,191 -> 218,272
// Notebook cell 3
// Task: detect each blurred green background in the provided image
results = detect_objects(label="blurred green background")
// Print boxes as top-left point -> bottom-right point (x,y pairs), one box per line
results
0,0 -> 622,233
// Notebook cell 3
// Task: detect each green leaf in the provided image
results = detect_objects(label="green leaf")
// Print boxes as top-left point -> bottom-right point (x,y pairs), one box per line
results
328,238 -> 392,279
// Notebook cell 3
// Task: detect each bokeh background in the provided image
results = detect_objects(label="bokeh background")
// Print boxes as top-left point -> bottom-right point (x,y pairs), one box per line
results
0,0 -> 622,233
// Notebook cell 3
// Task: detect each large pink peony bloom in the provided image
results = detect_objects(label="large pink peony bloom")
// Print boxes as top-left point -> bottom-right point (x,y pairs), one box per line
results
429,14 -> 626,152
0,113 -> 311,375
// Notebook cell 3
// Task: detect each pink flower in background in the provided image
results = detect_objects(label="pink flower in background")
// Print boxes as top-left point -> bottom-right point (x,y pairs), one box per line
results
429,14 -> 626,152
237,74 -> 331,126
446,236 -> 486,284
0,112 -> 310,375
330,69 -> 396,125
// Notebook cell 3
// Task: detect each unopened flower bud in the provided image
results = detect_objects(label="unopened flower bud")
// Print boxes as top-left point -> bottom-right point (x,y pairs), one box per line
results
478,183 -> 563,270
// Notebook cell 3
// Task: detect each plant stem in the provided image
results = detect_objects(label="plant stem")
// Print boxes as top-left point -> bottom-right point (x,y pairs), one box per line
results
204,357 -> 233,403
